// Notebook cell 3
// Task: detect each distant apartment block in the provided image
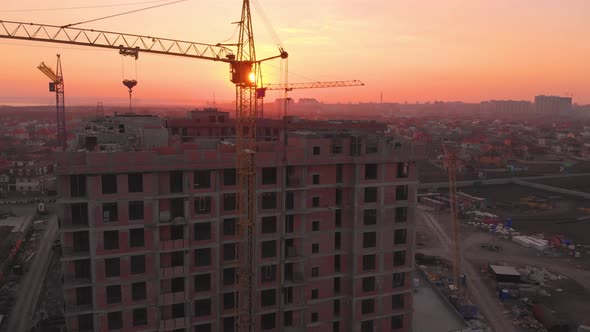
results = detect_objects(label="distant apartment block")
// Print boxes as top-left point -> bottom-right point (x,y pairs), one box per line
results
480,100 -> 532,114
535,95 -> 572,115
57,116 -> 422,332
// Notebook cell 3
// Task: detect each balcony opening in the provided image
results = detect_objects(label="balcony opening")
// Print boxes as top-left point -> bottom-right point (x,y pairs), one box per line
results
223,291 -> 237,310
393,272 -> 405,288
170,224 -> 184,240
335,209 -> 342,227
194,197 -> 211,215
363,232 -> 377,249
130,228 -> 145,248
285,215 -> 294,233
334,277 -> 341,293
223,316 -> 236,332
284,311 -> 293,326
362,254 -> 376,272
71,203 -> 89,226
395,207 -> 408,223
364,163 -> 377,180
128,173 -> 143,193
285,192 -> 294,210
76,286 -> 92,305
261,240 -> 276,258
261,167 -> 277,185
283,286 -> 293,304
261,216 -> 277,234
312,220 -> 320,232
363,209 -> 377,225
223,168 -> 236,186
223,193 -> 237,211
70,174 -> 86,197
364,187 -> 377,203
107,312 -> 122,330
396,185 -> 409,201
361,320 -> 373,332
172,302 -> 186,318
170,198 -> 185,218
73,231 -> 89,252
194,273 -> 211,292
170,170 -> 183,193
132,308 -> 147,326
195,248 -> 211,267
261,192 -> 277,209
194,170 -> 211,188
129,201 -> 144,220
312,196 -> 320,207
394,229 -> 407,245
393,251 -> 406,266
260,289 -> 276,306
333,299 -> 341,316
105,258 -> 120,278
261,312 -> 276,330
132,281 -> 146,301
223,267 -> 236,285
391,315 -> 404,330
397,162 -> 409,178
170,251 -> 184,267
223,243 -> 237,262
78,314 -> 93,331
363,276 -> 375,292
130,255 -> 146,274
103,230 -> 119,250
223,218 -> 237,236
170,277 -> 185,293
194,222 -> 211,241
392,294 -> 405,309
261,264 -> 277,282
312,174 -> 320,185
102,203 -> 118,223
74,259 -> 90,279
106,285 -> 121,304
101,174 -> 117,194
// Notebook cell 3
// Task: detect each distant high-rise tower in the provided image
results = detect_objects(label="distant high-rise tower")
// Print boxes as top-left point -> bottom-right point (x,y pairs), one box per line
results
535,95 -> 572,115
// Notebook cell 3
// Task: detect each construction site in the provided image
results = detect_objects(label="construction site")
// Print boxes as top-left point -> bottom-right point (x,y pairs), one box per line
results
415,179 -> 590,332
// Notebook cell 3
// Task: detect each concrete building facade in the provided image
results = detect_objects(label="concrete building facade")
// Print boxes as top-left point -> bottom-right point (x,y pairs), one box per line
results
57,130 -> 422,332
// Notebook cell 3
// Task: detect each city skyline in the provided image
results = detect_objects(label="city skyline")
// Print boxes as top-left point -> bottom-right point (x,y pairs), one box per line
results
1,0 -> 590,106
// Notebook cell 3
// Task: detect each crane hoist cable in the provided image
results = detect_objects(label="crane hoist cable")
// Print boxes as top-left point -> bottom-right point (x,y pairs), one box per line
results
62,0 -> 188,28
0,0 -> 175,13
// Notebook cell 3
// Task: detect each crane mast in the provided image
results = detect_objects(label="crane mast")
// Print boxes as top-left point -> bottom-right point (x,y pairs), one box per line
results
442,145 -> 462,294
37,54 -> 66,150
234,1 -> 257,331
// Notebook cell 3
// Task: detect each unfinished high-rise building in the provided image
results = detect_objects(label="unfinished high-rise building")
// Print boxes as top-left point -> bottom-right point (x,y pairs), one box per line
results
57,113 -> 423,332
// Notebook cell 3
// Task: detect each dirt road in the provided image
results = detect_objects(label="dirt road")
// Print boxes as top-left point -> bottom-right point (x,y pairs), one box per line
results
5,215 -> 58,332
417,210 -> 517,332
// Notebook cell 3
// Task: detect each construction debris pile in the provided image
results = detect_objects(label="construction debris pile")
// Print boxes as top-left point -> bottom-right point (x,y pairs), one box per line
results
517,265 -> 567,285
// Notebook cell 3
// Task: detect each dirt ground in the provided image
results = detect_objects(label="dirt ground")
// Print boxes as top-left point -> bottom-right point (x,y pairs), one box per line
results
417,208 -> 590,330
459,184 -> 590,244
531,176 -> 590,194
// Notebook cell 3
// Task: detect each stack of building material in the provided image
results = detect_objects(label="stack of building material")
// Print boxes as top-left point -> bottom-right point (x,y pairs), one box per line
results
419,197 -> 445,210
513,236 -> 549,251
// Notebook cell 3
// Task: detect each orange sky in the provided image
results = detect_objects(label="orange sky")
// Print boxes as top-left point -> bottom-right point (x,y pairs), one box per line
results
1,0 -> 589,106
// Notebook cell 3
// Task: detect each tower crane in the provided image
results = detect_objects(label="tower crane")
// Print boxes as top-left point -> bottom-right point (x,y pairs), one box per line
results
257,80 -> 365,119
37,54 -> 66,150
442,144 -> 462,293
1,2 -> 287,330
